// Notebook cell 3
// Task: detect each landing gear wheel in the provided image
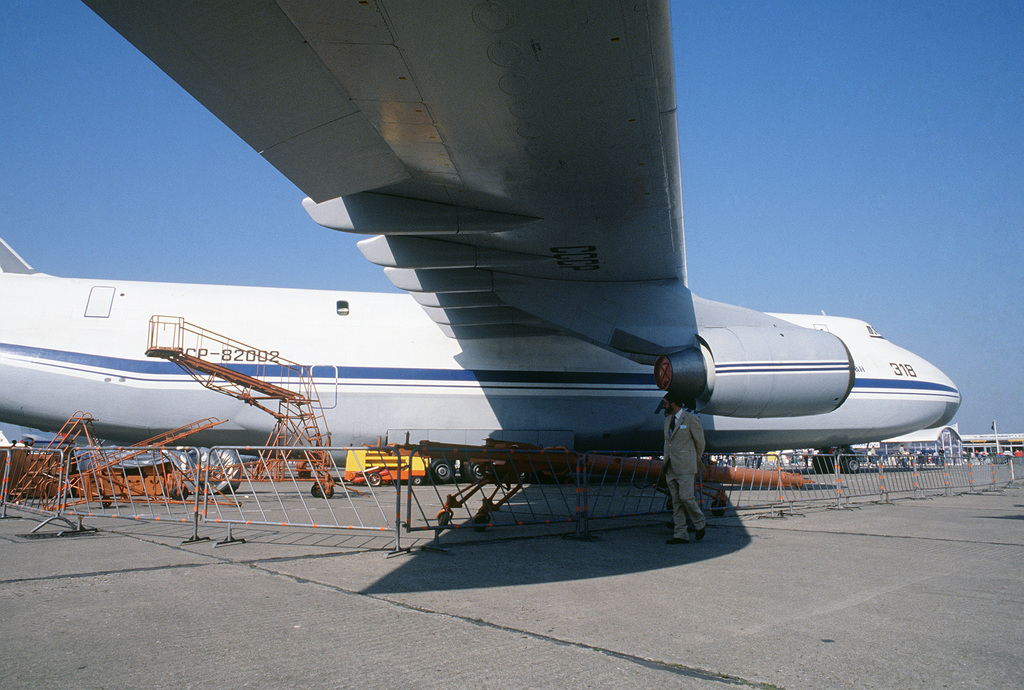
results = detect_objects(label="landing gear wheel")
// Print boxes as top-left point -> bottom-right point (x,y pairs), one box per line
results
167,478 -> 190,502
312,481 -> 335,498
812,456 -> 835,474
460,461 -> 486,482
430,459 -> 455,484
472,513 -> 489,533
168,486 -> 190,501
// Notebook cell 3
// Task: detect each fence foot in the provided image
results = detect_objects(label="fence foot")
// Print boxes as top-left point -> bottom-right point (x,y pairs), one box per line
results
387,545 -> 418,558
181,534 -> 211,545
759,501 -> 805,519
214,524 -> 246,547
181,505 -> 210,545
564,516 -> 598,541
29,514 -> 96,536
414,529 -> 448,554
562,533 -> 599,541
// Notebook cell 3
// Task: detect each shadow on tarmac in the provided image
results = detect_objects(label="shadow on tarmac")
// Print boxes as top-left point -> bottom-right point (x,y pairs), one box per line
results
360,517 -> 753,595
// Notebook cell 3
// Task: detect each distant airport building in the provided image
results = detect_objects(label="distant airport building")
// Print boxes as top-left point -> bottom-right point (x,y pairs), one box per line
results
880,425 -> 963,458
960,432 -> 1024,457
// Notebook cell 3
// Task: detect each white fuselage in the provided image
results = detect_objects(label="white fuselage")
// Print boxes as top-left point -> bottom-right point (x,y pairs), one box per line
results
0,272 -> 959,452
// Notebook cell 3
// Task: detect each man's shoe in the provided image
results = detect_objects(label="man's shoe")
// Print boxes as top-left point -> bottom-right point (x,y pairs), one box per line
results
666,537 -> 690,544
695,527 -> 706,541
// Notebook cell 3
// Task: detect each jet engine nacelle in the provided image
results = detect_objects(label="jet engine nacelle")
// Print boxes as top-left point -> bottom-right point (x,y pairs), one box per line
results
655,324 -> 854,418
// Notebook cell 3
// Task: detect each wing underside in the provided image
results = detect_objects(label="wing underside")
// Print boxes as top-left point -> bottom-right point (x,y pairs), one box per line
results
84,0 -> 689,351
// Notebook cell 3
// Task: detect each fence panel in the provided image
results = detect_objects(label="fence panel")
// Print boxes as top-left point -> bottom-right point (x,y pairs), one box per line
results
403,446 -> 581,533
59,446 -> 199,524
3,443 -> 405,542
0,448 -> 10,517
0,446 -> 74,523
202,446 -> 397,536
582,452 -> 668,522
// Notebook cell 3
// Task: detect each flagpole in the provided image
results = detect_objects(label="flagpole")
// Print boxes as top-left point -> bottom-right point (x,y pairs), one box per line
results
993,420 -> 1000,456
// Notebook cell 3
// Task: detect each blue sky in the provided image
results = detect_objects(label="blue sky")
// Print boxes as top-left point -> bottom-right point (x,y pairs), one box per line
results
1,0 -> 1021,436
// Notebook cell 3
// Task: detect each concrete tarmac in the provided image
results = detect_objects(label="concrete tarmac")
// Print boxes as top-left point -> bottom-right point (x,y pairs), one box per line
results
1,484 -> 1021,688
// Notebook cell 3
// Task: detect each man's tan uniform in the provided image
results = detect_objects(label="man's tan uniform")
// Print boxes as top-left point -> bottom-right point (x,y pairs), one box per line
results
664,409 -> 706,540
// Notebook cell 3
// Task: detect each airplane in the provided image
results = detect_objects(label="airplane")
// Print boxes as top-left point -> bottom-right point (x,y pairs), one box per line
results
0,1 -> 959,454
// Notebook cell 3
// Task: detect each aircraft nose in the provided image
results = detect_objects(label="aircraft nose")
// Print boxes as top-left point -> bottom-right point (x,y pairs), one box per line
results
932,399 -> 960,428
926,364 -> 960,428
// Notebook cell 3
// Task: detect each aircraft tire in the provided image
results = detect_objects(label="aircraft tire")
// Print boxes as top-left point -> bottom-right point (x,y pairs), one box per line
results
430,458 -> 455,484
472,514 -> 489,532
168,481 -> 190,501
460,461 -> 486,483
812,456 -> 835,474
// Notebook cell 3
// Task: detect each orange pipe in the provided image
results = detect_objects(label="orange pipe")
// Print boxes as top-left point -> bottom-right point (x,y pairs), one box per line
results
703,465 -> 811,488
585,455 -> 811,488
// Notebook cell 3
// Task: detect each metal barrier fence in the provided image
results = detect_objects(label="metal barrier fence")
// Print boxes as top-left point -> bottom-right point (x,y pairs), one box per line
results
0,444 -> 403,545
200,445 -> 399,545
0,445 -> 92,533
0,444 -> 1015,549
395,447 -> 1015,545
697,453 -> 1014,515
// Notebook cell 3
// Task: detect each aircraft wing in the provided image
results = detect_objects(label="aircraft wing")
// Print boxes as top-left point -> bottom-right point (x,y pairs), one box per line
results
84,0 -> 694,356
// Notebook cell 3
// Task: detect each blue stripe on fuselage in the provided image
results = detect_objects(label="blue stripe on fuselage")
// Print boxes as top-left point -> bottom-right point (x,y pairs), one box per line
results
0,342 -> 958,396
0,342 -> 652,387
853,377 -> 959,395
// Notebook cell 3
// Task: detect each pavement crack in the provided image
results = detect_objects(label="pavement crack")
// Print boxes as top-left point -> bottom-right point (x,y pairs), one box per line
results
0,560 -> 218,585
238,558 -> 773,688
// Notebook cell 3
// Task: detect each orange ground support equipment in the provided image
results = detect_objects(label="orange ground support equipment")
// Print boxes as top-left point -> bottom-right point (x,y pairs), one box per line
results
343,446 -> 428,487
72,417 -> 228,506
2,446 -> 64,507
415,441 -> 572,527
145,316 -> 336,498
3,412 -> 226,509
416,443 -> 812,526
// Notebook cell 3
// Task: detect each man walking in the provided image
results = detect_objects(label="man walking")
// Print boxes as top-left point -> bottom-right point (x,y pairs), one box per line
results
662,391 -> 707,544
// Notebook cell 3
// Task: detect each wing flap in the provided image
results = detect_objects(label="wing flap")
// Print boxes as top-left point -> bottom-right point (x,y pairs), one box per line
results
306,194 -> 537,235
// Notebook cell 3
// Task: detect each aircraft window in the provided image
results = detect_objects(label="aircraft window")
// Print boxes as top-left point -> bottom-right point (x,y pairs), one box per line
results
866,325 -> 883,339
336,300 -> 350,316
